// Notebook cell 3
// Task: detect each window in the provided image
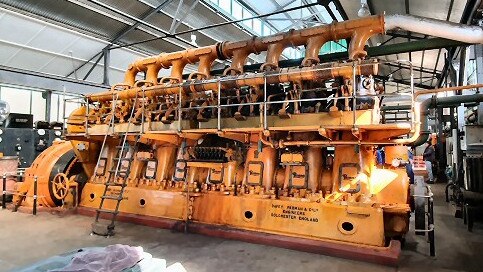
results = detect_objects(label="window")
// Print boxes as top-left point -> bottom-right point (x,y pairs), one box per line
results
242,8 -> 253,29
0,84 -> 83,124
253,18 -> 262,36
320,40 -> 347,55
282,46 -> 304,60
232,1 -> 242,20
328,2 -> 344,22
31,91 -> 46,122
263,24 -> 272,36
1,87 -> 31,116
206,0 -> 277,37
50,94 -> 59,122
219,0 -> 231,13
50,93 -> 82,123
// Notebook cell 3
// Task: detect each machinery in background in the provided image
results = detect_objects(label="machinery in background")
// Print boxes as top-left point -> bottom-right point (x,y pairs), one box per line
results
0,101 -> 64,168
444,98 -> 483,231
461,103 -> 483,230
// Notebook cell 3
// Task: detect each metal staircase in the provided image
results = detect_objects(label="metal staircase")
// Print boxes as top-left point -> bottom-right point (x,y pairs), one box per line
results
91,92 -> 141,236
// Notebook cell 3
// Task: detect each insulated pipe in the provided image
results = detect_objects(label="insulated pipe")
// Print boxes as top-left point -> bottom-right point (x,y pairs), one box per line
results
410,93 -> 483,146
385,14 -> 483,44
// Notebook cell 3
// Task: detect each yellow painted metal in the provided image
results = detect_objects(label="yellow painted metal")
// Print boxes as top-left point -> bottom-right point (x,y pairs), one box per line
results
15,141 -> 74,207
81,183 -> 187,220
78,183 -> 385,247
24,14 -> 418,253
192,194 -> 385,247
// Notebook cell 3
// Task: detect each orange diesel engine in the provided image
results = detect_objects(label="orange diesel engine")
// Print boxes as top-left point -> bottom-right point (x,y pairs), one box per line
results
17,15 -> 427,265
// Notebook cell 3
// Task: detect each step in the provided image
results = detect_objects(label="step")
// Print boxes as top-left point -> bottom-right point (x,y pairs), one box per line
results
113,157 -> 133,161
101,195 -> 123,200
108,169 -> 129,173
91,222 -> 114,236
96,208 -> 118,215
105,182 -> 127,187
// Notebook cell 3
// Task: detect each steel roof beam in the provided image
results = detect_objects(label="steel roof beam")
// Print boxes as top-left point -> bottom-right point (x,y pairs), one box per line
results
374,75 -> 433,89
85,0 -> 192,46
65,0 -> 174,78
385,32 -> 425,40
110,2 -> 319,50
384,62 -> 441,76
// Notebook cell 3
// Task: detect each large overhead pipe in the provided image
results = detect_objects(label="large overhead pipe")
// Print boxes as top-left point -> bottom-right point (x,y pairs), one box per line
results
385,14 -> 483,44
116,14 -> 483,95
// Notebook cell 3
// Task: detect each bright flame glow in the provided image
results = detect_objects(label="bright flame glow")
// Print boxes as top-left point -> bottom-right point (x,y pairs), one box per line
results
370,169 -> 399,195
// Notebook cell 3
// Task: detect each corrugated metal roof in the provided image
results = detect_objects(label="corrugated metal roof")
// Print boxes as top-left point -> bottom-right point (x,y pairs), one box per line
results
0,0 -> 475,90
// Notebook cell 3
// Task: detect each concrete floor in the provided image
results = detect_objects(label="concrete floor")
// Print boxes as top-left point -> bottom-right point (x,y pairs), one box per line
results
1,184 -> 482,272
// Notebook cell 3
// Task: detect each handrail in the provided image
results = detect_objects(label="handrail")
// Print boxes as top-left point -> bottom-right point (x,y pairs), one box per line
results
79,59 -> 423,146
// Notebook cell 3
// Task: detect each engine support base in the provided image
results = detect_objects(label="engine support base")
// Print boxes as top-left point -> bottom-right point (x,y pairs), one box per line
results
76,206 -> 401,266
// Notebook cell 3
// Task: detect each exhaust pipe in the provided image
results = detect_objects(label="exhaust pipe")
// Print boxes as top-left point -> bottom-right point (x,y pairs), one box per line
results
411,93 -> 483,146
385,14 -> 483,44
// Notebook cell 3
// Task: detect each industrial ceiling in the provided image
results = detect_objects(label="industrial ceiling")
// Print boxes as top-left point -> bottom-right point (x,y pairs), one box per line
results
0,0 -> 478,94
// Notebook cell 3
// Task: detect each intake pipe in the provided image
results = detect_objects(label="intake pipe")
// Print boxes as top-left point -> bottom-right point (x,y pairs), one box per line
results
118,14 -> 483,92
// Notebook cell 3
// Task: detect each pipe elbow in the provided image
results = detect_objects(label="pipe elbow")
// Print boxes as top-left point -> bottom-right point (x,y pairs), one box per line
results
348,30 -> 373,60
123,66 -> 138,87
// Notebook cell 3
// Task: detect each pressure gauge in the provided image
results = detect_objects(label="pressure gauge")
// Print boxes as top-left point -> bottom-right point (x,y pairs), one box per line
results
0,129 -> 3,135
37,129 -> 46,136
54,130 -> 62,136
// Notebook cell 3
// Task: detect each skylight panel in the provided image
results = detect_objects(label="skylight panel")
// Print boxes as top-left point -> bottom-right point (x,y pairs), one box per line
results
328,2 -> 343,22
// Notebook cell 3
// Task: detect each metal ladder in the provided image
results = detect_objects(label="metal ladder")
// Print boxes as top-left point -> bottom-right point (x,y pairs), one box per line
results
91,92 -> 141,236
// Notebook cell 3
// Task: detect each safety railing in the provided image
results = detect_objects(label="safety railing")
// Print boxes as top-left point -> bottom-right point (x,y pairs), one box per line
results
63,95 -> 88,136
2,172 -> 44,215
78,59 -> 415,140
413,183 -> 435,257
